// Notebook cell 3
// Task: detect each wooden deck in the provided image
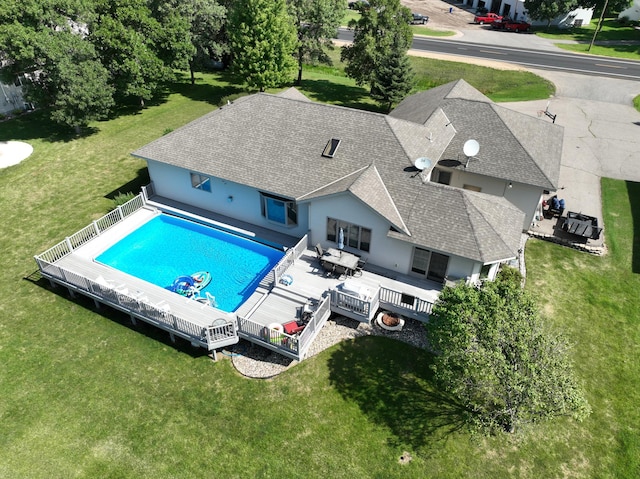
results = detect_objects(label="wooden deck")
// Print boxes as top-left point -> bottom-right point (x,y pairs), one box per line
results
35,195 -> 443,360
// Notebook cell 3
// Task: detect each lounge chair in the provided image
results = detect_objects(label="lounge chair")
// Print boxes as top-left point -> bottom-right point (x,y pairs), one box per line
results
315,243 -> 325,258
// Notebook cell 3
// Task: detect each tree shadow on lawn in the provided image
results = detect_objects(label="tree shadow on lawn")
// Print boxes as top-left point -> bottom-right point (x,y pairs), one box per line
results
168,71 -> 245,106
104,167 -> 151,200
298,79 -> 383,113
0,110 -> 86,143
626,180 -> 640,273
327,336 -> 468,451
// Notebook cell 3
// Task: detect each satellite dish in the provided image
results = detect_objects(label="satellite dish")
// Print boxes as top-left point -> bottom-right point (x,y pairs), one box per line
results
413,157 -> 431,171
463,139 -> 480,157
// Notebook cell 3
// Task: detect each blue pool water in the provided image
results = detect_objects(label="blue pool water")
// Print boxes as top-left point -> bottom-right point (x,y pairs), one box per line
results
95,214 -> 284,312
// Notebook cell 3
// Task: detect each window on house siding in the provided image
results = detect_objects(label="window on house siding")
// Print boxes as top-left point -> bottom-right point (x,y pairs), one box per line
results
190,173 -> 211,192
326,217 -> 371,252
260,192 -> 297,226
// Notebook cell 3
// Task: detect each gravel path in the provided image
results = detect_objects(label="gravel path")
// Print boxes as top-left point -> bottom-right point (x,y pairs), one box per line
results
230,315 -> 429,379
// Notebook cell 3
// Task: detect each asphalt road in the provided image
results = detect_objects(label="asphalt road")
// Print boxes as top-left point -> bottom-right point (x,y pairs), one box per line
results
337,28 -> 640,80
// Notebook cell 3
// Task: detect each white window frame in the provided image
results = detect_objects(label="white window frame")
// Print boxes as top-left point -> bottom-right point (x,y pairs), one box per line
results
190,172 -> 211,192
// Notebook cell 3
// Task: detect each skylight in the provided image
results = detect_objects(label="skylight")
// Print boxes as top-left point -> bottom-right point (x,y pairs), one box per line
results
322,138 -> 341,158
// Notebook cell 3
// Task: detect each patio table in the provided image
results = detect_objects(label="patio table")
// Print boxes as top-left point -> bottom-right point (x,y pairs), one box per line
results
323,249 -> 359,274
561,211 -> 601,240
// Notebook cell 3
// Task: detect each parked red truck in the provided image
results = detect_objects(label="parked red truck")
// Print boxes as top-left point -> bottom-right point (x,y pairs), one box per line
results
473,12 -> 502,24
492,18 -> 532,32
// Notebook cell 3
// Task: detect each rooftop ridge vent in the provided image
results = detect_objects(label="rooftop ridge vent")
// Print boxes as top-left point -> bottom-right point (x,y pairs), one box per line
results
322,138 -> 341,158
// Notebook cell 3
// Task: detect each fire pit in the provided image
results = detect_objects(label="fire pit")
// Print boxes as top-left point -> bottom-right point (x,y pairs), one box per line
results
376,311 -> 405,331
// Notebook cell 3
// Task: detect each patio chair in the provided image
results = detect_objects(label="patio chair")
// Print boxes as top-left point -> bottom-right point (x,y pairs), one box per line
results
353,257 -> 367,277
320,259 -> 334,276
314,243 -> 326,259
333,264 -> 349,279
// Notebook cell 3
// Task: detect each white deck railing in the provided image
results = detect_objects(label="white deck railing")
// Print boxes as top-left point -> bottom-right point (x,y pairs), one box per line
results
236,315 -> 301,358
272,233 -> 308,285
330,287 -> 380,322
36,260 -> 233,349
35,193 -> 146,266
297,294 -> 330,355
379,286 -> 433,316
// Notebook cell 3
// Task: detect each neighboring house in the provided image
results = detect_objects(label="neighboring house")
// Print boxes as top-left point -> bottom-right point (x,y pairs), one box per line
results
0,76 -> 28,116
462,0 -> 593,27
619,0 -> 640,21
132,80 -> 562,285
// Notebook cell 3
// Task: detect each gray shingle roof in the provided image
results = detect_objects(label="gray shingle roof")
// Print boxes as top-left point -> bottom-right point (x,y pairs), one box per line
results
391,79 -> 562,189
132,84 -> 553,262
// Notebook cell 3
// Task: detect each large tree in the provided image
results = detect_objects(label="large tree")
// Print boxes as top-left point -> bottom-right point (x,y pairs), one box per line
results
427,268 -> 591,433
287,0 -> 345,85
369,32 -> 414,112
89,0 -> 191,106
179,0 -> 228,85
524,0 -> 579,27
340,0 -> 412,89
0,0 -> 114,130
229,0 -> 297,92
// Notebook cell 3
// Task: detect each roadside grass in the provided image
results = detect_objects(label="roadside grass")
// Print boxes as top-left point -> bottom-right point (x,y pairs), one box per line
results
535,19 -> 640,42
0,68 -> 635,477
411,25 -> 456,37
555,42 -> 640,60
634,94 -> 640,112
304,48 -> 554,106
535,18 -> 640,60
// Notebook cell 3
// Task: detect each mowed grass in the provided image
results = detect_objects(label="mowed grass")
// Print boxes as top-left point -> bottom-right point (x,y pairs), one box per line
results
535,18 -> 640,60
0,65 -> 637,477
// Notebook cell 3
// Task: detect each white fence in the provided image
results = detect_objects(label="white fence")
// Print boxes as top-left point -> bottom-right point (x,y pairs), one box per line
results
378,287 -> 433,316
35,193 -> 146,266
36,260 -> 235,349
272,234 -> 308,285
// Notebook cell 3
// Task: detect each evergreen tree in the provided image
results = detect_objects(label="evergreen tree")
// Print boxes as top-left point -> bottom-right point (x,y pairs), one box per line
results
340,0 -> 412,89
370,34 -> 414,112
427,268 -> 591,433
229,0 -> 297,92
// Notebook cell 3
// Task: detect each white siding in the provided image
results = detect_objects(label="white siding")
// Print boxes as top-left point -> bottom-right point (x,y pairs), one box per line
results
147,160 -> 310,237
443,169 -> 542,230
307,192 -> 482,279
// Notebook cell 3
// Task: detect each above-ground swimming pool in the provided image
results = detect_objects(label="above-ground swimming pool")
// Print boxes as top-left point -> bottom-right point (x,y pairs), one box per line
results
95,214 -> 285,312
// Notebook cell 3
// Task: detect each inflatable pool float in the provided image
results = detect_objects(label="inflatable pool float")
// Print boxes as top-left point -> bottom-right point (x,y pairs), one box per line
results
191,271 -> 212,291
167,275 -> 196,296
166,272 -> 211,297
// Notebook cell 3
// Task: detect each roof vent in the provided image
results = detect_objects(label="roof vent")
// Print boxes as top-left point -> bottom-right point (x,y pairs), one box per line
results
322,138 -> 341,158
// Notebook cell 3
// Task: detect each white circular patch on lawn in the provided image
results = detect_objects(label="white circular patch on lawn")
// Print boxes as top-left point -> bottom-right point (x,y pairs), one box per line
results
0,141 -> 34,168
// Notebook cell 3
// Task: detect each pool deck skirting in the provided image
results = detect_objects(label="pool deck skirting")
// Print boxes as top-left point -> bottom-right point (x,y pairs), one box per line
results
35,193 -> 441,361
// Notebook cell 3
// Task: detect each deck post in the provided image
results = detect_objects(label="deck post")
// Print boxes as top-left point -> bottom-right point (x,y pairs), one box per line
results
68,288 -> 75,298
65,237 -> 73,252
130,315 -> 137,326
92,221 -> 100,236
117,205 -> 124,220
169,332 -> 175,343
93,299 -> 101,309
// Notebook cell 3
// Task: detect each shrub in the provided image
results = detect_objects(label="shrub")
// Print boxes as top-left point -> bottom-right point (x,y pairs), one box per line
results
110,191 -> 135,211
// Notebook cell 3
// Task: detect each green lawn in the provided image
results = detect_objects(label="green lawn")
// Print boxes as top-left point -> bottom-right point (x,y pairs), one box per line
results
0,66 -> 637,478
535,18 -> 640,60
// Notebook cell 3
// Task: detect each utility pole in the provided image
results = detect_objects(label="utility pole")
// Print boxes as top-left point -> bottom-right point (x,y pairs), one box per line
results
588,0 -> 609,52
